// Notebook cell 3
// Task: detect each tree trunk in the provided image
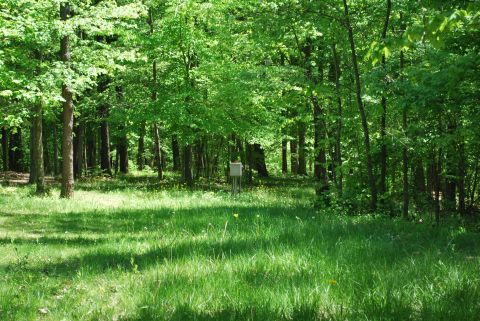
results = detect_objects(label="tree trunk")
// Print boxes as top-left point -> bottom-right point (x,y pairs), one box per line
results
153,123 -> 163,180
290,138 -> 298,175
32,101 -> 45,195
53,124 -> 59,175
253,143 -> 268,178
172,135 -> 181,172
380,0 -> 392,197
137,122 -> 146,171
312,96 -> 329,197
1,127 -> 7,171
86,124 -> 96,171
343,0 -> 378,211
99,106 -> 112,176
400,14 -> 409,219
29,124 -> 36,183
183,144 -> 193,187
75,120 -> 86,178
434,151 -> 441,224
297,121 -> 307,176
281,136 -> 288,175
458,139 -> 466,214
9,129 -> 23,172
331,43 -> 343,195
59,3 -> 74,198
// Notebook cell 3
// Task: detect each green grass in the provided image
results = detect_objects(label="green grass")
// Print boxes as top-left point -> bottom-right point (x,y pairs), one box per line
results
0,175 -> 479,321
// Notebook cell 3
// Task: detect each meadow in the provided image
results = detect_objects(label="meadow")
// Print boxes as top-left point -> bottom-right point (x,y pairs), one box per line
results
0,175 -> 479,321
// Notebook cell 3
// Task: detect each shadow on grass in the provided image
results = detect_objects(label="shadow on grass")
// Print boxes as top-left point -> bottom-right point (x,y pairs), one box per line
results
1,204 -> 478,279
123,304 -> 324,321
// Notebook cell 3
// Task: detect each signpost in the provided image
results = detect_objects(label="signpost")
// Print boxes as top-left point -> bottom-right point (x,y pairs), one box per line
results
230,161 -> 243,195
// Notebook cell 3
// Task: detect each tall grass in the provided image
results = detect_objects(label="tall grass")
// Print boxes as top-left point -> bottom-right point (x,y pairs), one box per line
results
0,176 -> 479,320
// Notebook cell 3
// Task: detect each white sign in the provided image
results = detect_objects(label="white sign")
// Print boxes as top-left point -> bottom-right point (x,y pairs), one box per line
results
230,162 -> 243,177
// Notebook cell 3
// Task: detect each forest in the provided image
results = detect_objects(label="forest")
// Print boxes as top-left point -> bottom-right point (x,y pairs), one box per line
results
1,0 -> 479,320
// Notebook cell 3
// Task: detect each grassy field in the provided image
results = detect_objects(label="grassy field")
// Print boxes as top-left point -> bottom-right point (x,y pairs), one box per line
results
0,175 -> 479,321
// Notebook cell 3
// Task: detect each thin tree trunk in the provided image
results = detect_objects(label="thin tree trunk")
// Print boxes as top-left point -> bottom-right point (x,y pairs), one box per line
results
331,43 -> 343,195
172,135 -> 181,172
458,139 -> 466,214
29,124 -> 36,183
53,124 -> 59,175
137,121 -> 146,171
183,144 -> 193,187
153,123 -> 163,180
99,105 -> 112,176
1,127 -> 7,171
343,0 -> 378,211
290,138 -> 298,175
75,120 -> 86,178
298,121 -> 307,176
33,101 -> 45,195
281,137 -> 288,175
400,13 -> 409,219
380,0 -> 392,197
59,2 -> 74,198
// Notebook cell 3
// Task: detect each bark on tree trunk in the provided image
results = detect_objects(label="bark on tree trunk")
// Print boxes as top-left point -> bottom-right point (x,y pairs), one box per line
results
290,138 -> 298,175
380,0 -> 392,197
99,106 -> 112,176
153,123 -> 163,180
343,0 -> 378,211
137,122 -> 145,171
33,101 -> 45,195
1,127 -> 7,171
183,144 -> 193,187
312,96 -> 329,197
9,129 -> 23,172
281,137 -> 288,175
53,124 -> 59,175
172,135 -> 181,172
458,140 -> 466,215
298,121 -> 307,176
400,14 -> 409,219
29,124 -> 36,183
75,120 -> 86,178
60,2 -> 74,198
253,143 -> 268,178
331,43 -> 343,195
86,124 -> 96,171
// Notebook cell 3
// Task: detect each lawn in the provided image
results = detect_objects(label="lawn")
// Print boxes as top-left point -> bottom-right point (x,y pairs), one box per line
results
0,176 -> 479,321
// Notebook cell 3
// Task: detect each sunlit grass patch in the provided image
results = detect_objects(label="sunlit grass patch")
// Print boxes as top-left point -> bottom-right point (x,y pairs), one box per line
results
0,177 -> 479,320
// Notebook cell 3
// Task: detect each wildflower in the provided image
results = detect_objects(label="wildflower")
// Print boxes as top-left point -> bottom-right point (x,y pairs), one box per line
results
256,214 -> 260,218
233,213 -> 239,219
328,279 -> 337,285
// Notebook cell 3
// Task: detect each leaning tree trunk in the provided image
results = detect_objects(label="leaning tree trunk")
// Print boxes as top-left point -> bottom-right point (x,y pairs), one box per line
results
343,0 -> 378,211
59,2 -> 74,198
33,100 -> 45,195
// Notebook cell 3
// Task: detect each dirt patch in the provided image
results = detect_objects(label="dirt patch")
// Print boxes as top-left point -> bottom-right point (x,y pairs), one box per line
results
0,172 -> 56,185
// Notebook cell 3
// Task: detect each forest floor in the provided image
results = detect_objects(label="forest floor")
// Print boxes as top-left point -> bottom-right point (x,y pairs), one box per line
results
0,173 -> 479,321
